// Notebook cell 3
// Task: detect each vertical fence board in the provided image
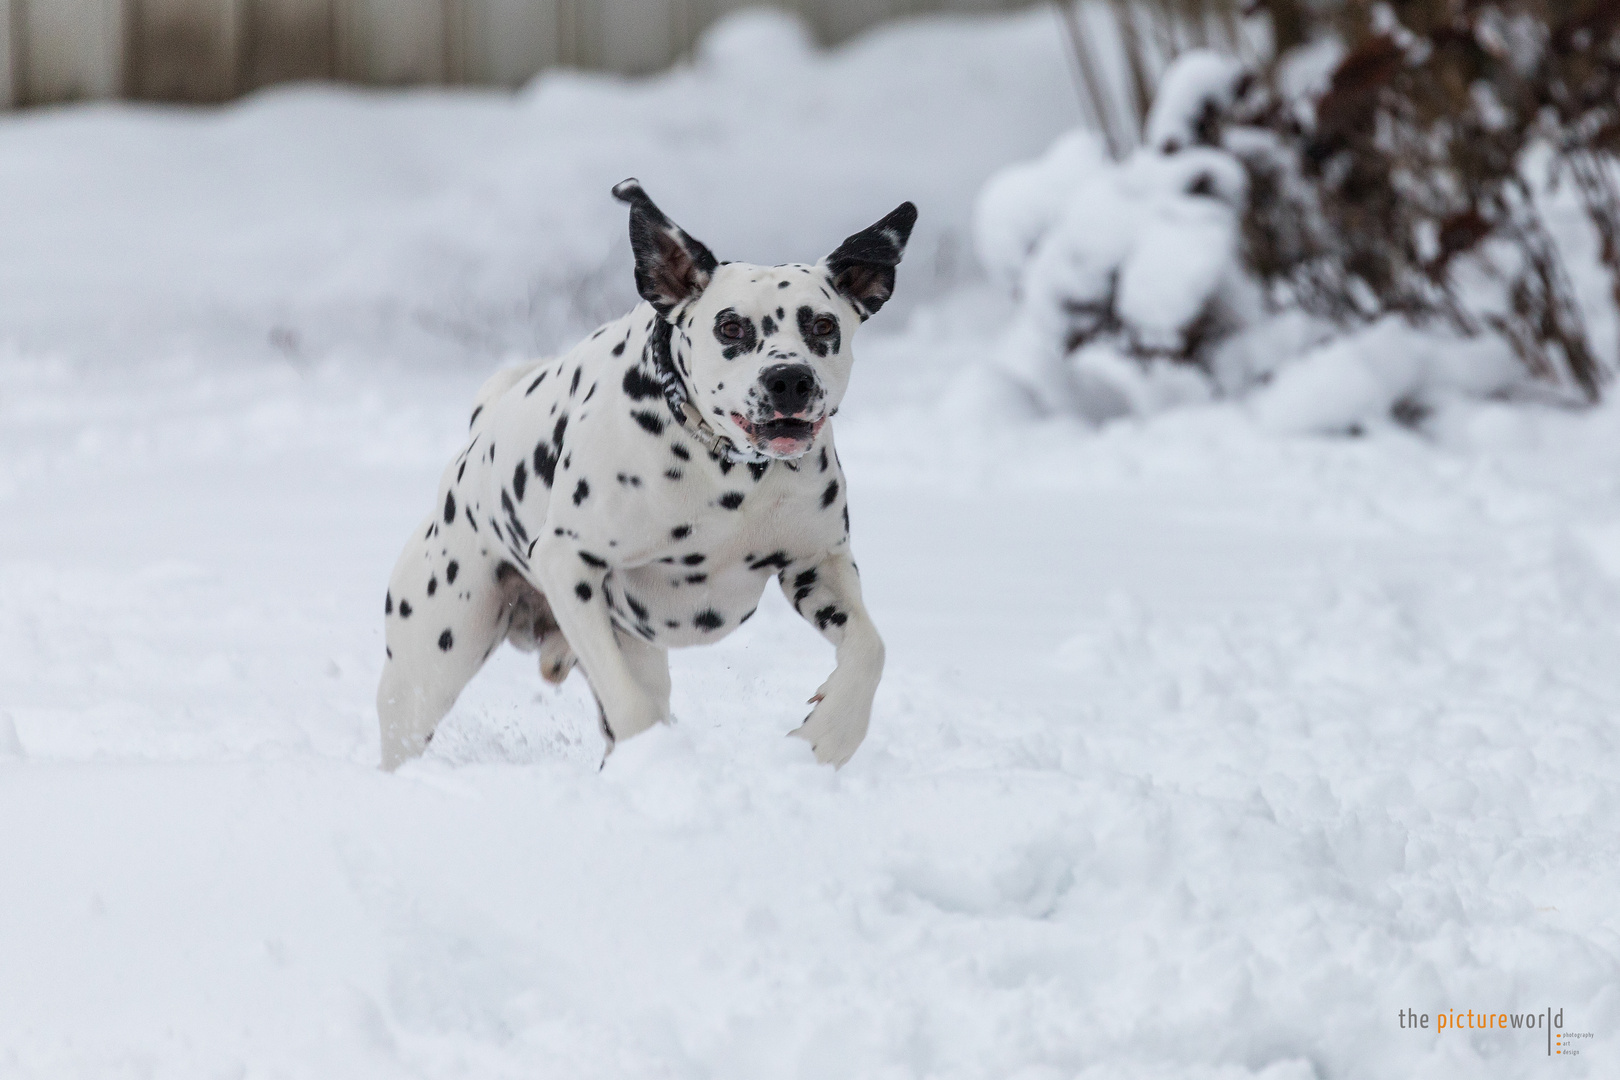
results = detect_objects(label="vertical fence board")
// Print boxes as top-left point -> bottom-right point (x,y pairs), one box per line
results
242,0 -> 334,90
462,0 -> 558,87
350,0 -> 443,85
126,0 -> 238,102
16,0 -> 123,104
589,0 -> 678,75
0,0 -> 15,108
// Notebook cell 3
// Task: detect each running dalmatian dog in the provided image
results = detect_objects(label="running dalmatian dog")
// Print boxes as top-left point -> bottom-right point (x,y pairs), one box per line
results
377,180 -> 916,770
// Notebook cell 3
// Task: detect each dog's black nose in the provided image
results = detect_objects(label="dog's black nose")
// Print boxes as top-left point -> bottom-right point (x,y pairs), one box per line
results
760,364 -> 818,417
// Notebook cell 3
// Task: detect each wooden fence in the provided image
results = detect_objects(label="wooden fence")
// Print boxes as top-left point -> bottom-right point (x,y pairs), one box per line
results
0,0 -> 1029,108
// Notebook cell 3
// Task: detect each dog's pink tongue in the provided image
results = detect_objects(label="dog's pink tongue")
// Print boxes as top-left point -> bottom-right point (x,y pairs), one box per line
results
768,436 -> 806,456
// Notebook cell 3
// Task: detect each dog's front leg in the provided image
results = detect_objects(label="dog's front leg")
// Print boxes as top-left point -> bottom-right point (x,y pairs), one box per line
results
781,550 -> 885,767
533,538 -> 667,752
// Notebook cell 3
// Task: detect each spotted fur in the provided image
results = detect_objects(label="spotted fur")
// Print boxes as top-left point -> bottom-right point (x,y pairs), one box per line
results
377,180 -> 914,770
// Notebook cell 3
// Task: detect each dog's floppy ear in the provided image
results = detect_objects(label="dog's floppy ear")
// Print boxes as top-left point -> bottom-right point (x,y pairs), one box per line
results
613,179 -> 719,315
823,201 -> 918,320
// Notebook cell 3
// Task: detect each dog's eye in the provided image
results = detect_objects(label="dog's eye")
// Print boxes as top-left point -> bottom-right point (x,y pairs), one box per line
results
719,320 -> 745,340
812,317 -> 836,336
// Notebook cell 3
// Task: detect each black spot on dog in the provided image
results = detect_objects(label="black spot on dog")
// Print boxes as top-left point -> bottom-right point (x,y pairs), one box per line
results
533,442 -> 558,487
748,461 -> 769,482
584,381 -> 598,403
778,280 -> 790,289
623,365 -> 662,401
797,306 -> 840,357
665,468 -> 683,480
749,551 -> 791,572
671,524 -> 691,540
625,593 -> 650,621
400,600 -> 413,618
526,371 -> 546,395
469,404 -> 484,427
821,479 -> 839,508
447,561 -> 459,584
633,410 -> 666,435
814,605 -> 847,630
666,619 -> 681,629
713,308 -> 758,359
438,629 -> 454,651
612,338 -> 627,356
761,314 -> 776,336
501,490 -> 516,517
513,461 -> 527,502
617,473 -> 642,488
570,367 -> 582,396
443,491 -> 456,524
694,609 -> 724,631
427,576 -> 437,596
573,478 -> 590,506
842,505 -> 850,534
579,551 -> 607,568
386,646 -> 392,659
818,446 -> 829,472
671,444 -> 690,461
385,591 -> 392,615
719,491 -> 745,510
575,582 -> 593,602
681,553 -> 706,565
465,507 -> 479,532
685,573 -> 707,584
776,307 -> 784,319
793,568 -> 817,591
457,461 -> 466,483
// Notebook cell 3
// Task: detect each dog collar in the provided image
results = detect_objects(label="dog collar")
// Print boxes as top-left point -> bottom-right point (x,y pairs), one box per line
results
651,315 -> 770,465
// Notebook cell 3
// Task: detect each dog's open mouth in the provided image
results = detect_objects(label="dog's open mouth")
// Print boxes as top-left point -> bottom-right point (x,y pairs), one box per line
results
732,414 -> 824,457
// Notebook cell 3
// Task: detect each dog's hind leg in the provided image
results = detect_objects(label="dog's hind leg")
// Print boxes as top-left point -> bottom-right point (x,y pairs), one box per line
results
495,563 -> 578,685
376,515 -> 511,770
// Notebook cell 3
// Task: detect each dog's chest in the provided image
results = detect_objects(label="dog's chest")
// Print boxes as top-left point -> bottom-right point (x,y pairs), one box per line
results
602,459 -> 846,648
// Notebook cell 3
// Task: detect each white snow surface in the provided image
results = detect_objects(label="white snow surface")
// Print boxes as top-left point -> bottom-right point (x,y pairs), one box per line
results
3,9 -> 1619,1079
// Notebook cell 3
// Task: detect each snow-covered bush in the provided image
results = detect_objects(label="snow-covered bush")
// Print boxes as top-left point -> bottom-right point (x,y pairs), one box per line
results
977,51 -> 1267,420
977,1 -> 1620,427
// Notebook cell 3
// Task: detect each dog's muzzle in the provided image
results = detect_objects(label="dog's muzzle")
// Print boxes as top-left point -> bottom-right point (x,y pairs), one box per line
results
730,413 -> 827,458
733,363 -> 825,458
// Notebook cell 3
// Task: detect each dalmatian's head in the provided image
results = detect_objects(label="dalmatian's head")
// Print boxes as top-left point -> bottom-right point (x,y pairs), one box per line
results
613,179 -> 917,460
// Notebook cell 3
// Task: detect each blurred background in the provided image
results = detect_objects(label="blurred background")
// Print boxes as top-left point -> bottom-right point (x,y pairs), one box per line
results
0,0 -> 1030,107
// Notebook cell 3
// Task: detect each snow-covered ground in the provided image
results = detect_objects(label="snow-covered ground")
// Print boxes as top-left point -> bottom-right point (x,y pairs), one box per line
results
2,8 -> 1619,1079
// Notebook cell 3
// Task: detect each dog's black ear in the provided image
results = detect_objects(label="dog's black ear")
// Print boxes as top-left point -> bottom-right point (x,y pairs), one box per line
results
824,201 -> 917,320
613,179 -> 719,315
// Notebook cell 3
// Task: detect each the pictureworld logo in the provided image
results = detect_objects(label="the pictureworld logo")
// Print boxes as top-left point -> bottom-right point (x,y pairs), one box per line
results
1399,1007 -> 1596,1057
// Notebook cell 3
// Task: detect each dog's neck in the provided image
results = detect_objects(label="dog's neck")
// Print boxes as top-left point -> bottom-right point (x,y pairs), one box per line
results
649,313 -> 771,465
